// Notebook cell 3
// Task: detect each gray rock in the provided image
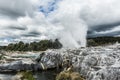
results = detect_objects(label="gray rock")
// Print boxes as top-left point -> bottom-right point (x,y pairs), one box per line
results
0,44 -> 120,80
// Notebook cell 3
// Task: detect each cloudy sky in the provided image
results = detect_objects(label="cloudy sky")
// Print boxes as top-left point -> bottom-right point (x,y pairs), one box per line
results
0,0 -> 120,46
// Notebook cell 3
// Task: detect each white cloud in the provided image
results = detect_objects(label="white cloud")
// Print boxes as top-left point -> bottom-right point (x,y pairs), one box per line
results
0,0 -> 120,47
81,0 -> 120,27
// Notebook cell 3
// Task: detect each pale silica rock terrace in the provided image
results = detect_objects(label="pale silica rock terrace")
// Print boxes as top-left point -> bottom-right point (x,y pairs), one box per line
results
0,43 -> 120,80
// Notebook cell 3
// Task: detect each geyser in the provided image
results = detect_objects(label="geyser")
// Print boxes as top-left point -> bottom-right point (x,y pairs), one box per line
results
57,18 -> 88,48
49,0 -> 88,48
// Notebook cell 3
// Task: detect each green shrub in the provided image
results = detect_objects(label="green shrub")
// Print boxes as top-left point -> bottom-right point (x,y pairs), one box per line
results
17,71 -> 35,80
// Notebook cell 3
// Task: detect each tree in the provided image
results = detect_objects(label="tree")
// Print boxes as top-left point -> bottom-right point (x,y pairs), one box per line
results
0,39 -> 63,51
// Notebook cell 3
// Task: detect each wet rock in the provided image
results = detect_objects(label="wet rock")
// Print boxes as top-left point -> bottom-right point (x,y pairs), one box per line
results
0,59 -> 36,71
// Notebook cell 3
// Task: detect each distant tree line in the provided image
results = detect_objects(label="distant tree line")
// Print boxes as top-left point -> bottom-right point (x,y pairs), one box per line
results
0,39 -> 62,51
0,37 -> 119,51
87,37 -> 120,47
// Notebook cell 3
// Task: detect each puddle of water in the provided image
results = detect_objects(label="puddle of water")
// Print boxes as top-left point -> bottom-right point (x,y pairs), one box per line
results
0,70 -> 61,80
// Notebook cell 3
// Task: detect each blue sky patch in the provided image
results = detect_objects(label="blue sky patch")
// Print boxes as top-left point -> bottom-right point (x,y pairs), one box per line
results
39,0 -> 61,16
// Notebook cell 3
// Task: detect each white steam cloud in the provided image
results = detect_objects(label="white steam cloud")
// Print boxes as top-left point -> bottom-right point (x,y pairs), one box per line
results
48,0 -> 88,48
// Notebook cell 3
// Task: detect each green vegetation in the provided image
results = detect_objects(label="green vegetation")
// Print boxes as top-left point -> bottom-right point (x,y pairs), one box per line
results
0,39 -> 62,51
17,71 -> 35,80
87,37 -> 120,47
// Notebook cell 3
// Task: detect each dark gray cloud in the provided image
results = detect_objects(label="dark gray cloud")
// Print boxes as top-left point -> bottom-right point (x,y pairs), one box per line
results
7,26 -> 27,30
22,31 -> 41,37
88,23 -> 120,37
0,0 -> 34,19
90,22 -> 120,32
0,9 -> 25,18
88,31 -> 120,37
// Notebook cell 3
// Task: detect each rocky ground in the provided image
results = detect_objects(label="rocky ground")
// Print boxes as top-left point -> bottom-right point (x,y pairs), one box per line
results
0,43 -> 120,80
